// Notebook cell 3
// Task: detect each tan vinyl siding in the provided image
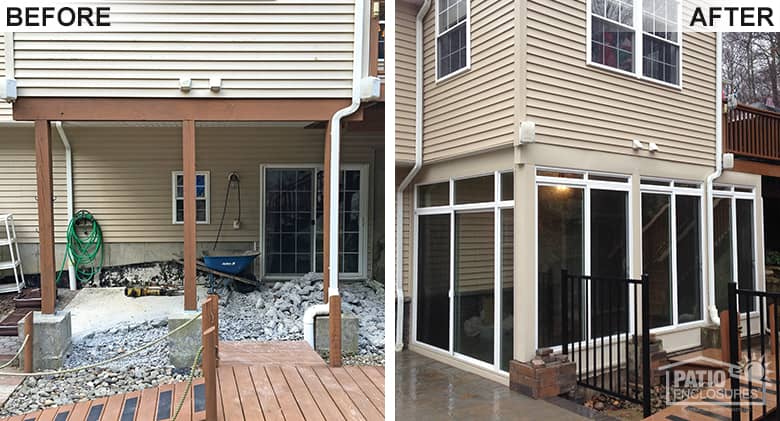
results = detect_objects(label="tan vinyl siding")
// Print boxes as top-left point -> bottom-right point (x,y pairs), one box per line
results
525,0 -> 717,166
0,127 -> 69,242
0,34 -> 11,121
12,1 -> 356,98
421,0 -> 515,162
395,2 -> 417,164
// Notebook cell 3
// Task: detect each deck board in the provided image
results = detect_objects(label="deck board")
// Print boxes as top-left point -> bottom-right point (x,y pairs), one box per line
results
0,342 -> 384,421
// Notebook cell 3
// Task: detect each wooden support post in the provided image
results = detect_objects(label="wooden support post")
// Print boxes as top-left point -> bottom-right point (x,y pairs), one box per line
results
35,120 -> 56,314
770,304 -> 777,358
182,120 -> 197,311
200,294 -> 219,367
202,326 -> 217,421
329,295 -> 342,367
368,3 -> 380,76
323,122 -> 331,304
721,310 -> 730,363
23,312 -> 33,373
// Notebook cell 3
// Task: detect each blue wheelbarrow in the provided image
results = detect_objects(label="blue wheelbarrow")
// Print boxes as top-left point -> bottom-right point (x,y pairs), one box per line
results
199,250 -> 261,293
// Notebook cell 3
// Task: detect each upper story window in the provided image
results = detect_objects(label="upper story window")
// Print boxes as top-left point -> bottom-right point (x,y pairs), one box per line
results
589,0 -> 681,87
436,0 -> 469,80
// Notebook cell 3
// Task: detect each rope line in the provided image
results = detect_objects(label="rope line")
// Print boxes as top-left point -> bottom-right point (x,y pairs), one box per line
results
0,311 -> 202,377
0,334 -> 29,370
171,345 -> 203,421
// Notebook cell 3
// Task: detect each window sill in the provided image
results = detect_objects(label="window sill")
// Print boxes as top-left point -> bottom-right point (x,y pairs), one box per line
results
585,60 -> 682,91
435,65 -> 471,85
173,221 -> 210,225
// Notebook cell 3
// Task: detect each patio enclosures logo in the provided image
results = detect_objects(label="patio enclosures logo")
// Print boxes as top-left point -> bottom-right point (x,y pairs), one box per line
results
660,356 -> 770,407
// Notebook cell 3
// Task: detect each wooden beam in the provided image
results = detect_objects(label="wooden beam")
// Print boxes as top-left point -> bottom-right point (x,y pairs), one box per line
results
23,312 -> 33,373
329,295 -> 342,368
202,326 -> 218,421
369,6 -> 380,77
731,159 -> 780,178
14,98 -> 352,122
323,121 -> 331,305
182,120 -> 197,311
35,120 -> 56,314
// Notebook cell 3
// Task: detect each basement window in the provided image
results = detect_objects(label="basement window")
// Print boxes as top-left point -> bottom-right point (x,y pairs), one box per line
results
172,171 -> 210,224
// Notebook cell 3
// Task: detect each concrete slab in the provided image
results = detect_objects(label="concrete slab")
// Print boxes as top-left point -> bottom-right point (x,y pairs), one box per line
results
64,286 -> 208,340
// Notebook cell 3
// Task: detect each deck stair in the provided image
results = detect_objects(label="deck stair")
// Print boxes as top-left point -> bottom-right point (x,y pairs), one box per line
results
0,215 -> 24,295
0,289 -> 41,336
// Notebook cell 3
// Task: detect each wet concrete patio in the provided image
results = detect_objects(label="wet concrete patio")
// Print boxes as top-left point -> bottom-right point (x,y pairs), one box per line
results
396,351 -> 591,420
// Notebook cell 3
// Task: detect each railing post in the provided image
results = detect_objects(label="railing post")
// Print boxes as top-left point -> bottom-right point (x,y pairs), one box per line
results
561,269 -> 569,356
641,274 -> 651,418
720,310 -> 731,363
727,282 -> 740,421
23,312 -> 33,373
202,326 -> 217,421
769,303 -> 776,358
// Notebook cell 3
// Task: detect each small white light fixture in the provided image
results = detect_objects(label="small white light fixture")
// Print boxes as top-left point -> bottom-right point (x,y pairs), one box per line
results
632,139 -> 645,151
0,78 -> 17,102
648,142 -> 660,152
179,77 -> 192,92
360,76 -> 381,101
723,153 -> 735,169
209,77 -> 222,93
517,121 -> 536,145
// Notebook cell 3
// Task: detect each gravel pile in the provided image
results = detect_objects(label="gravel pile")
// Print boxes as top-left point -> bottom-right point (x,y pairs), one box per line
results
64,319 -> 169,370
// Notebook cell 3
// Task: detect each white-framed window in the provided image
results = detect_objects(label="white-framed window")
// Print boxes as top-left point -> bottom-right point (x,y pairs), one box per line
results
712,185 -> 758,312
640,179 -> 705,329
260,164 -> 368,279
535,168 -> 632,349
412,170 -> 514,373
172,171 -> 210,224
436,0 -> 470,80
588,0 -> 681,87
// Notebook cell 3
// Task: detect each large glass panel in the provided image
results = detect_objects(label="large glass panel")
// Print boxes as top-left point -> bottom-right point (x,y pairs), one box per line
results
737,199 -> 755,311
417,214 -> 451,351
676,195 -> 702,323
538,185 -> 584,348
713,198 -> 733,311
591,189 -> 628,337
455,212 -> 495,364
455,175 -> 494,204
501,172 -> 513,201
418,182 -> 449,207
315,170 -> 362,274
265,169 -> 314,275
642,193 -> 672,328
500,209 -> 513,371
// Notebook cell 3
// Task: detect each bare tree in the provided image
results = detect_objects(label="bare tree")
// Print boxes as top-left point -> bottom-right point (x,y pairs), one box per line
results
723,32 -> 780,106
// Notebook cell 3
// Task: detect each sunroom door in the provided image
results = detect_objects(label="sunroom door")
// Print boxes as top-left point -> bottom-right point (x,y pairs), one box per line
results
264,168 -> 315,276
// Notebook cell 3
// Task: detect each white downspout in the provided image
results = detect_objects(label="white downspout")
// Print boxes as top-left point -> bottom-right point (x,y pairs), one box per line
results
304,0 -> 365,327
54,122 -> 77,291
395,0 -> 430,352
706,32 -> 724,325
303,304 -> 330,348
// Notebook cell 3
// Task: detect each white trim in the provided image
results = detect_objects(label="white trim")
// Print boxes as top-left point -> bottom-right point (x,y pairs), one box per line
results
585,0 -> 683,89
171,170 -> 210,225
434,0 -> 471,82
411,170 -> 515,375
258,163 -> 369,280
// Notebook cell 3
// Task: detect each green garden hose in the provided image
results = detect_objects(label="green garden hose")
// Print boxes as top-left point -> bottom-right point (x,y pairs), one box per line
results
55,210 -> 104,287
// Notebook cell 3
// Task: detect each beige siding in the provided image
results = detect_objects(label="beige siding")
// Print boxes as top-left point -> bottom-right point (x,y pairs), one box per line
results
0,127 -> 69,242
0,125 -> 382,274
0,34 -> 11,121
12,1 -> 356,98
525,0 -> 717,166
421,0 -> 516,162
395,2 -> 417,164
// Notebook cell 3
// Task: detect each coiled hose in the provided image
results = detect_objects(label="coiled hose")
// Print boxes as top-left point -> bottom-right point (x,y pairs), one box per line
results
55,210 -> 104,287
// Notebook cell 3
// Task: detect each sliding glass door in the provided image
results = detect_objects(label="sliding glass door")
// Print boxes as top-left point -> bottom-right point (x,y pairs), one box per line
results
713,187 -> 757,312
416,214 -> 451,351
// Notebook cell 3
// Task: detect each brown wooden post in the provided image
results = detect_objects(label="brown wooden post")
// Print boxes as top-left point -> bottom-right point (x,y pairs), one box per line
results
23,312 -> 33,373
368,1 -> 380,76
202,326 -> 217,421
35,120 -> 56,314
770,304 -> 777,358
323,121 -> 331,304
182,120 -> 197,311
720,310 -> 730,362
329,295 -> 342,367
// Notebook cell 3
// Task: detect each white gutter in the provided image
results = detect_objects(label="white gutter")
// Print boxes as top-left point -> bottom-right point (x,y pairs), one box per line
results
303,304 -> 330,348
706,32 -> 724,325
54,122 -> 77,291
395,0 -> 431,352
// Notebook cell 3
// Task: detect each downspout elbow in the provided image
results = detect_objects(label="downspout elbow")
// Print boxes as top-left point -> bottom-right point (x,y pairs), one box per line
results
303,304 -> 330,348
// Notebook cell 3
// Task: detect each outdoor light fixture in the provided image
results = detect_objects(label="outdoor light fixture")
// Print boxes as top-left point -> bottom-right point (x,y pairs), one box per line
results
210,78 -> 222,93
723,153 -> 735,169
518,121 -> 536,145
179,77 -> 192,92
648,142 -> 660,152
632,139 -> 645,150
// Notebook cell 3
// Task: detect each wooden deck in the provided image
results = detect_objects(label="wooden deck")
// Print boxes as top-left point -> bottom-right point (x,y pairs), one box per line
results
0,341 -> 385,421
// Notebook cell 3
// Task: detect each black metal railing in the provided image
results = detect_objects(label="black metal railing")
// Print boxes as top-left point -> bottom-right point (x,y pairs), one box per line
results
726,281 -> 780,421
561,269 -> 651,418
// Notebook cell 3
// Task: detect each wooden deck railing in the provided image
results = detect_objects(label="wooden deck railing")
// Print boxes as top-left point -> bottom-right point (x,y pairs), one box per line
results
725,103 -> 780,162
201,295 -> 219,421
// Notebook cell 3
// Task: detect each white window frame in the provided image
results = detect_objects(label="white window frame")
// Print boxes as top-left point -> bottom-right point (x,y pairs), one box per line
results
713,184 -> 761,298
411,170 -> 514,375
258,163 -> 369,281
434,0 -> 471,83
171,171 -> 210,225
585,0 -> 683,89
639,179 -> 707,332
533,168 -> 634,352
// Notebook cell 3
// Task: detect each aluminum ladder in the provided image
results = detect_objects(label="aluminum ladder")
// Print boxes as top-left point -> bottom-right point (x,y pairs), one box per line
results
0,214 -> 25,293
